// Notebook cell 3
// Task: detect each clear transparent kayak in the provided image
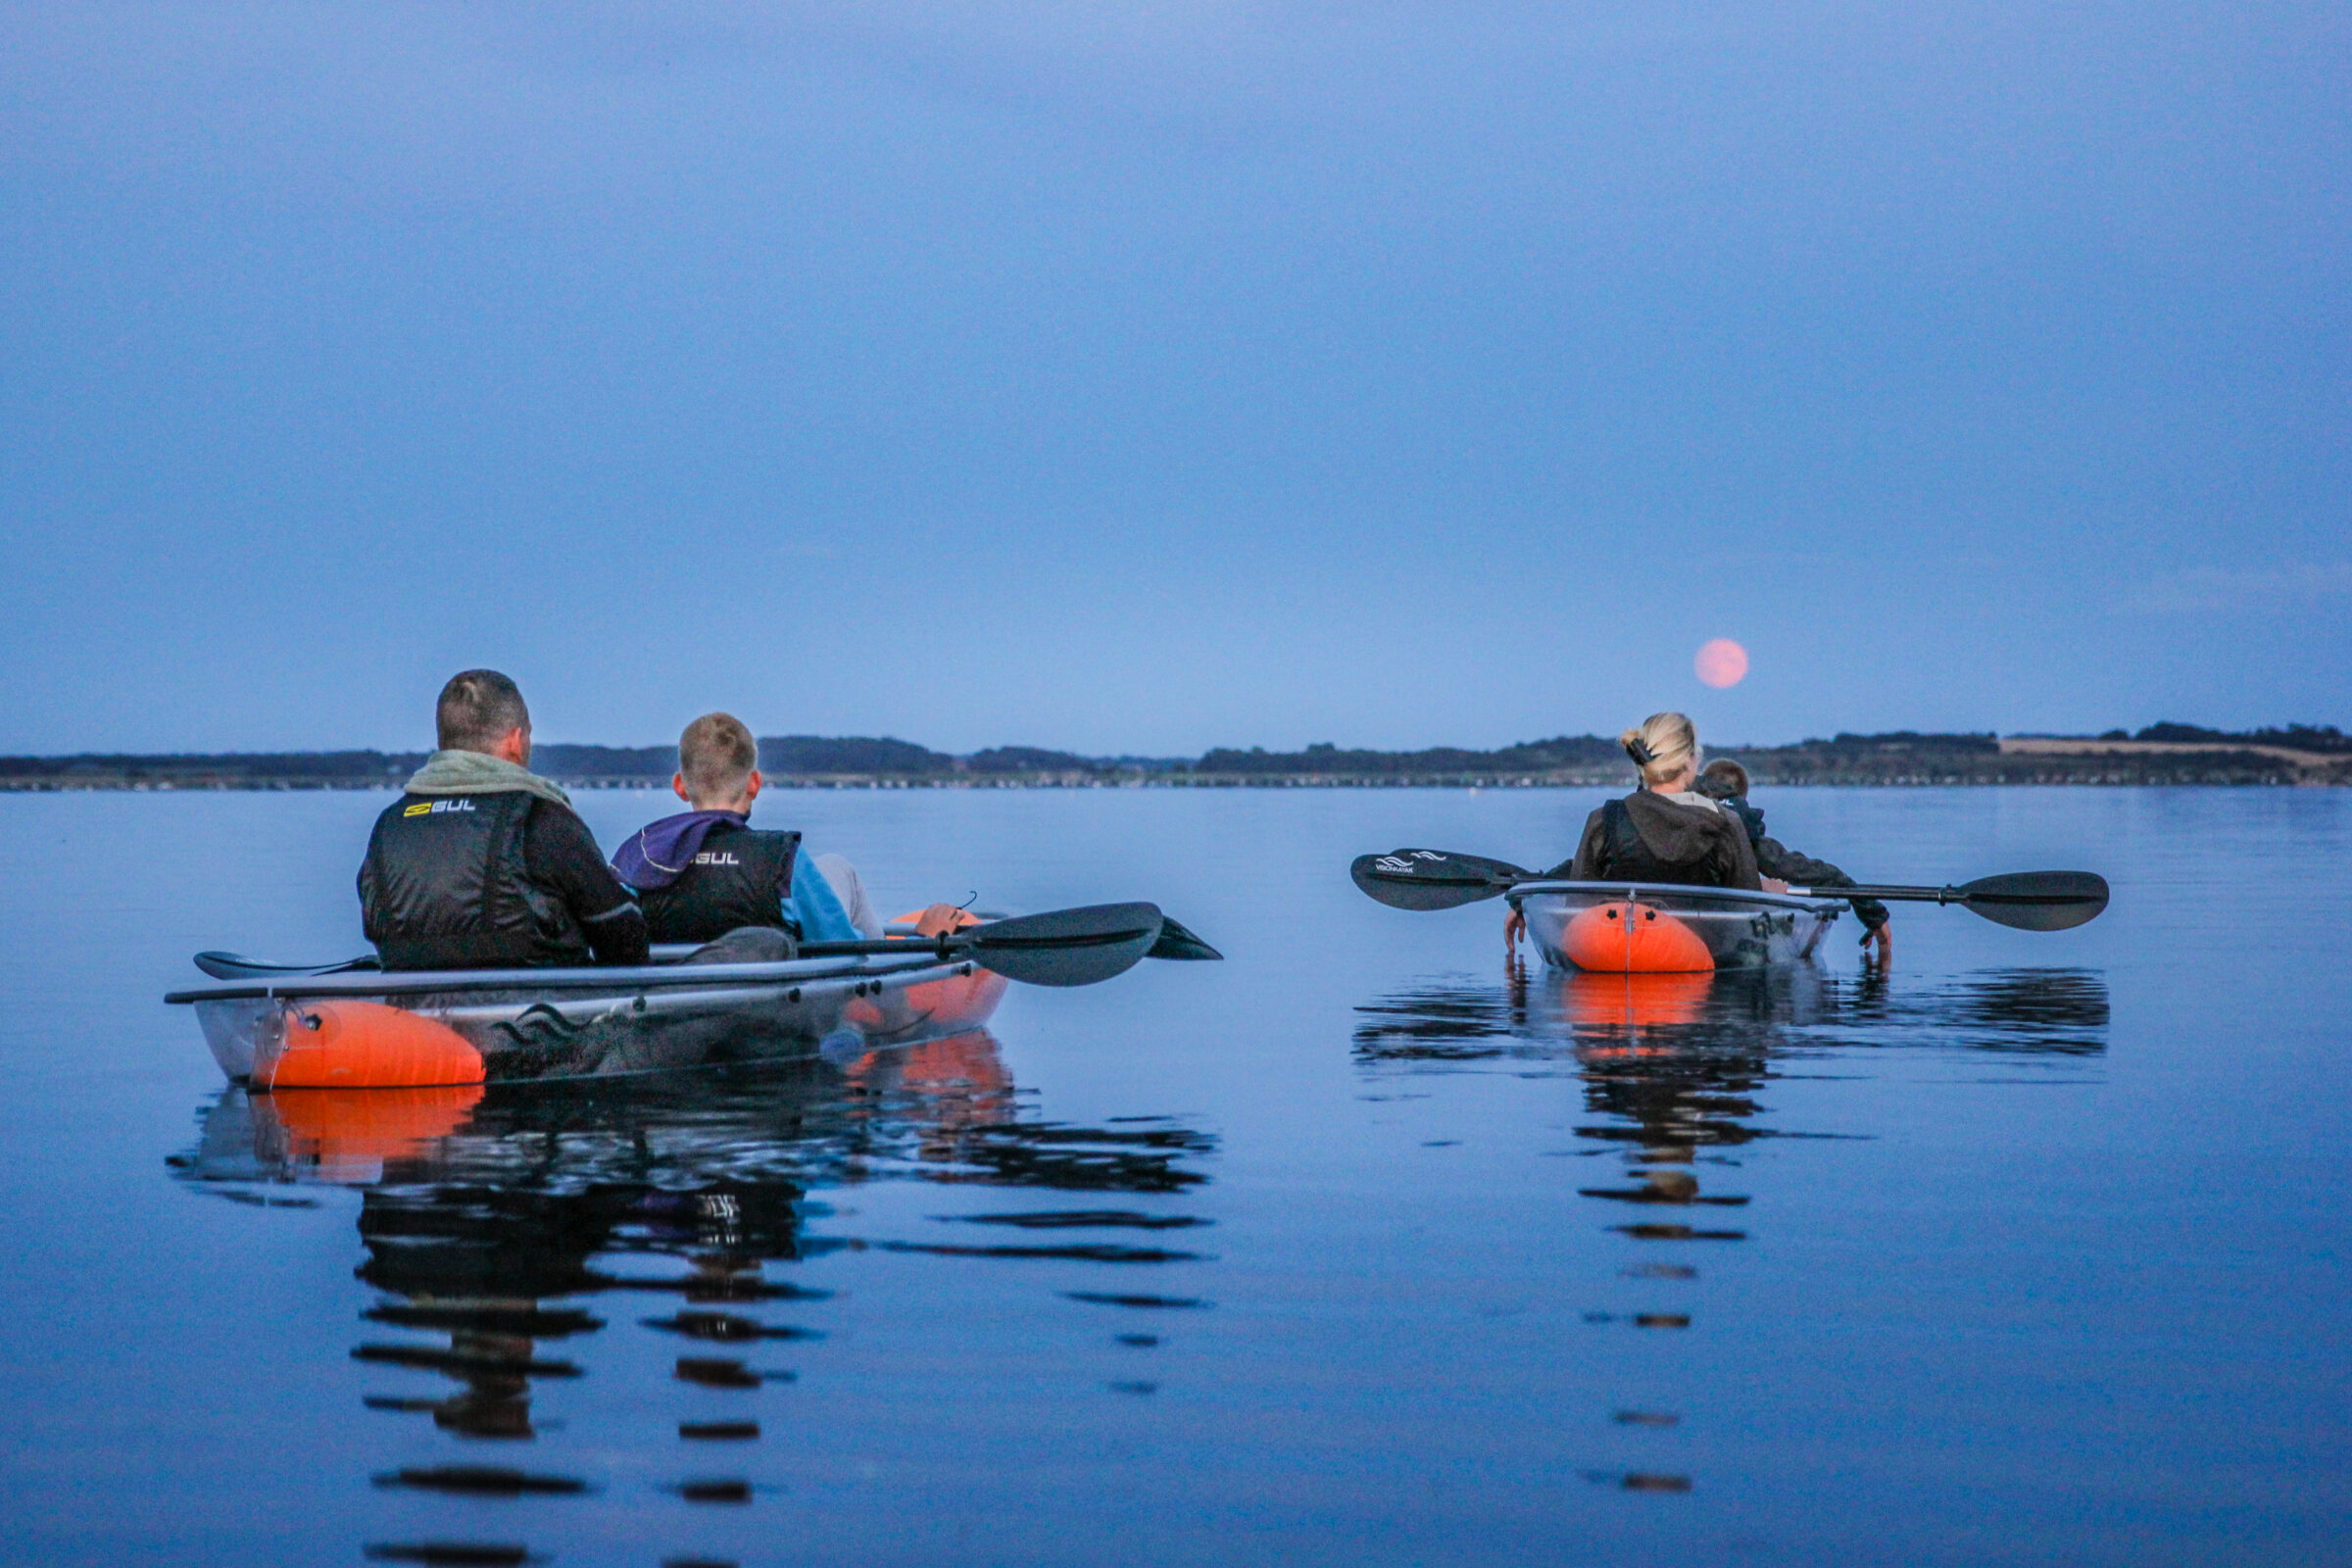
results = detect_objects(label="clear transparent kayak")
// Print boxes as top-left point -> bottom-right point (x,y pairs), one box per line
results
1509,880 -> 1847,973
167,951 -> 1008,1089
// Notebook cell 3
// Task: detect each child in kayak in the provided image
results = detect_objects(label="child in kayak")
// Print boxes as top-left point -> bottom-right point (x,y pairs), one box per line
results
611,712 -> 961,951
1697,758 -> 1893,963
1552,711 -> 1763,890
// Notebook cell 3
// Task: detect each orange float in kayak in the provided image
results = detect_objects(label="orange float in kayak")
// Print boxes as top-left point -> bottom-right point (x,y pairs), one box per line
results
1512,881 -> 1847,973
258,1000 -> 486,1091
841,908 -> 1009,1041
892,907 -> 984,932
1561,902 -> 1717,973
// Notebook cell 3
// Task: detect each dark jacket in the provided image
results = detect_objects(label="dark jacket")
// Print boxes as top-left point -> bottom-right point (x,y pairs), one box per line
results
628,819 -> 804,946
1719,794 -> 1890,929
359,791 -> 650,970
1557,791 -> 1763,890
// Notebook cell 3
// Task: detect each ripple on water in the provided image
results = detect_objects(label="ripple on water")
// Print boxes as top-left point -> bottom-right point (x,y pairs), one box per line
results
1354,960 -> 2111,1500
171,1032 -> 1219,1563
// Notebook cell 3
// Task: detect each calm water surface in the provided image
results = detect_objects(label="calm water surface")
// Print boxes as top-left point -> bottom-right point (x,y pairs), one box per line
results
0,787 -> 2345,1566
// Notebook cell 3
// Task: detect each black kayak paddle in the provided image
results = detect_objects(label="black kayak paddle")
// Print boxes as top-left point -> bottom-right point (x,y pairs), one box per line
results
1781,871 -> 2109,931
193,901 -> 1212,991
885,911 -> 1221,961
798,903 -> 1166,987
1349,850 -> 1535,910
1350,849 -> 2109,932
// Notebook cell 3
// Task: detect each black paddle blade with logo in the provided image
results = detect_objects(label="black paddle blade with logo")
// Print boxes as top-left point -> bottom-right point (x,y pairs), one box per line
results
1953,871 -> 2110,931
966,903 -> 1166,987
1350,850 -> 1534,911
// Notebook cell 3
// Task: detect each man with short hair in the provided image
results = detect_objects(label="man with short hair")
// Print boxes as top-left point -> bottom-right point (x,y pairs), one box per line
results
612,712 -> 960,948
1697,758 -> 1892,963
358,670 -> 650,970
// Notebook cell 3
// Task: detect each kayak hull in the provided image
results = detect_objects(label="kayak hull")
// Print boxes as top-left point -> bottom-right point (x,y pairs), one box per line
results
181,954 -> 1007,1089
1511,881 -> 1845,973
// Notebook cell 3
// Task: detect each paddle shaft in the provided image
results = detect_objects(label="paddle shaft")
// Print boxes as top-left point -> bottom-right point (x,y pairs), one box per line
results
189,904 -> 1182,994
800,934 -> 968,960
797,930 -> 1156,960
1788,883 -> 2076,906
666,901 -> 1168,988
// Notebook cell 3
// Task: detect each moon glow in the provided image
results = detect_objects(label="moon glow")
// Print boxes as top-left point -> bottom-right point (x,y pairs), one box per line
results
1694,638 -> 1749,689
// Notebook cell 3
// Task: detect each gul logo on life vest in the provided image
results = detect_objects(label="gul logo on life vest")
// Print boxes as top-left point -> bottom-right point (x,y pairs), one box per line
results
693,851 -> 741,866
403,798 -> 480,817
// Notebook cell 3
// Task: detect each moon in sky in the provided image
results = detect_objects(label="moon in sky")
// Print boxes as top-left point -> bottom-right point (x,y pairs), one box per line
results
1694,638 -> 1749,689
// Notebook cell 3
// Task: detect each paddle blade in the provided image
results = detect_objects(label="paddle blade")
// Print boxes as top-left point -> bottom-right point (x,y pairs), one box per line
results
1954,871 -> 2110,931
1351,850 -> 1532,911
194,951 -> 380,981
1147,914 -> 1223,961
965,903 -> 1165,987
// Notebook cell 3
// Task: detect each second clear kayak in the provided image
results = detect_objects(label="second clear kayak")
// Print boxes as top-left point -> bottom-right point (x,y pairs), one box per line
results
1511,880 -> 1847,973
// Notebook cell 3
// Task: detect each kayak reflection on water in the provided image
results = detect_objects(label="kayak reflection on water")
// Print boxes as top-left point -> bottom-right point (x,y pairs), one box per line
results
1356,963 -> 2109,1057
168,1035 -> 1217,1554
180,1032 -> 1027,1189
1352,963 -> 2109,1493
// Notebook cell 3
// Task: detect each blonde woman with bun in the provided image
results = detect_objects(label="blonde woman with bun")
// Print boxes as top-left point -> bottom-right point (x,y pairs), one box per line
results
1553,711 -> 1762,889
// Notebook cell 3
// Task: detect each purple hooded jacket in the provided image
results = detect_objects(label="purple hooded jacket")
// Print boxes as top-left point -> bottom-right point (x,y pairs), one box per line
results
610,809 -> 746,892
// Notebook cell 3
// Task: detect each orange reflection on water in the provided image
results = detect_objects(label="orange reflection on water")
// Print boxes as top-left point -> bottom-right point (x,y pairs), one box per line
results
260,1084 -> 486,1179
1558,969 -> 1718,1031
838,1030 -> 1017,1161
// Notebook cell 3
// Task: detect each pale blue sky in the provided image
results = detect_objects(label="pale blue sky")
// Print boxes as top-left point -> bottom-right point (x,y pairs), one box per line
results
1,2 -> 2343,754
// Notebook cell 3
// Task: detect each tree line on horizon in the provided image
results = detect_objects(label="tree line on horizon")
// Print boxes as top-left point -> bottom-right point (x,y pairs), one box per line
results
0,722 -> 2343,787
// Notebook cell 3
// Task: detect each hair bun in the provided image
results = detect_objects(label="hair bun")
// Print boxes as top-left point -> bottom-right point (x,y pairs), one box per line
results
1621,713 -> 1697,781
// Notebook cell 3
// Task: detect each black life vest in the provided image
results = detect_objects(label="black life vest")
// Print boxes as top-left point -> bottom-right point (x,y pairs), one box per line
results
636,822 -> 802,945
358,791 -> 593,970
1592,797 -> 1724,888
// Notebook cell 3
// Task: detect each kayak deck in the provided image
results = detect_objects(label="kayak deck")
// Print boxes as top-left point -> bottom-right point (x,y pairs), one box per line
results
1510,880 -> 1846,973
170,951 -> 1007,1088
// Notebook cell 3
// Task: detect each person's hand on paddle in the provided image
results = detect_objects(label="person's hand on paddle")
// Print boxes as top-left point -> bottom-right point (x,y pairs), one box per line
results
1861,918 -> 1892,967
912,903 -> 971,937
1760,876 -> 1789,894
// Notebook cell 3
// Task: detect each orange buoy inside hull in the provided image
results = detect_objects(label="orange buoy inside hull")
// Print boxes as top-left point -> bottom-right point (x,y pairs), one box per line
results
1561,902 -> 1717,973
843,966 -> 1010,1037
257,1000 -> 487,1090
892,907 -> 985,932
904,967 -> 1009,1031
843,907 -> 1007,1035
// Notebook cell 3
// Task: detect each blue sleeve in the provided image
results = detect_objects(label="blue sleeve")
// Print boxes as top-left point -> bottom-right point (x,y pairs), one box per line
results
787,857 -> 861,943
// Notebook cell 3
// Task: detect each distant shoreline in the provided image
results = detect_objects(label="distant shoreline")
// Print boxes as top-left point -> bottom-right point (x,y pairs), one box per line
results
11,777 -> 2339,792
4,724 -> 2347,792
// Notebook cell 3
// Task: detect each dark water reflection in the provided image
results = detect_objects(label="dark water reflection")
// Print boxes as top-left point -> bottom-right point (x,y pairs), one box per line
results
1356,964 -> 2110,1064
170,1035 -> 1214,1564
1355,963 -> 2109,1494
